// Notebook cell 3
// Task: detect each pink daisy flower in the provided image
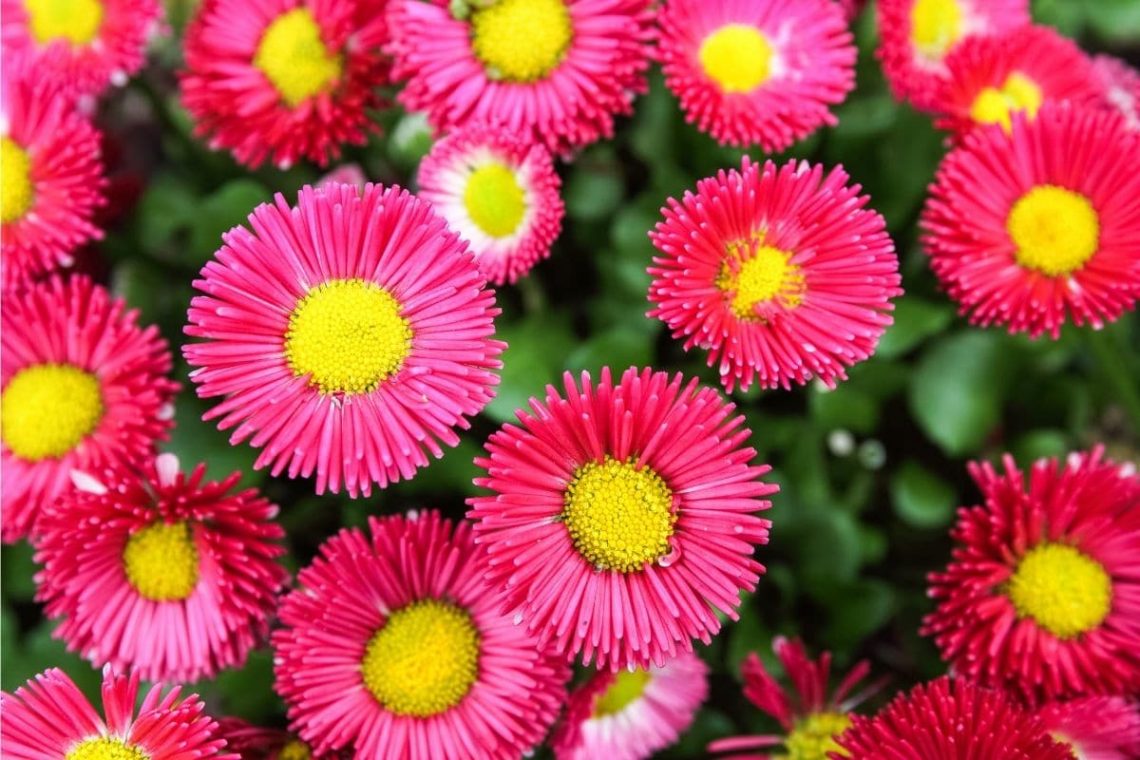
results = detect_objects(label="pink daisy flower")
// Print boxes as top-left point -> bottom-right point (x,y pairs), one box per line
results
934,26 -> 1100,138
0,0 -> 160,96
876,0 -> 1029,111
216,718 -> 336,759
1,666 -> 233,759
1037,697 -> 1140,760
34,453 -> 288,683
184,183 -> 504,497
708,636 -> 879,759
387,0 -> 653,154
273,511 -> 569,760
417,122 -> 564,285
467,366 -> 775,671
657,0 -> 856,151
180,0 -> 388,169
552,651 -> 707,760
1,62 -> 106,291
1,276 -> 176,543
1093,54 -> 1140,132
835,677 -> 1073,760
923,447 -> 1140,702
921,104 -> 1140,338
648,158 -> 901,393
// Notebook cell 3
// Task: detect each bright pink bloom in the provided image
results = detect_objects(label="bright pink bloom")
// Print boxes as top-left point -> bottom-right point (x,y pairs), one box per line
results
1,62 -> 105,290
184,183 -> 503,497
1,276 -> 176,543
1037,698 -> 1140,760
552,651 -> 708,760
876,0 -> 1029,111
417,122 -> 564,285
934,26 -> 1099,138
648,158 -> 900,393
180,0 -> 388,169
387,0 -> 653,154
1,666 -> 233,759
923,447 -> 1140,702
657,0 -> 855,151
1093,54 -> 1140,132
835,677 -> 1073,760
273,511 -> 568,760
708,637 -> 879,759
0,0 -> 160,96
35,454 -> 287,682
921,105 -> 1140,338
468,366 -> 775,671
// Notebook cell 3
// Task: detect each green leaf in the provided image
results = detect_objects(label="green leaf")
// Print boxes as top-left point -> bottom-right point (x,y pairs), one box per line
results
876,297 -> 955,359
908,331 -> 1015,455
166,388 -> 265,488
212,649 -> 280,722
564,328 -> 653,374
810,384 -> 879,434
0,542 -> 38,602
564,156 -> 625,222
483,312 -> 577,423
891,460 -> 956,529
1012,429 -> 1070,464
188,180 -> 270,265
823,579 -> 896,651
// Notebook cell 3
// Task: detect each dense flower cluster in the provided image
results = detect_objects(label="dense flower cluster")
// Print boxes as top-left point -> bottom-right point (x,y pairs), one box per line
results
3,1 -> 1138,758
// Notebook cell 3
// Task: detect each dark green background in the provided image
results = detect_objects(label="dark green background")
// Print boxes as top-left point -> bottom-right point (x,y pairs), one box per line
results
4,1 -> 1139,753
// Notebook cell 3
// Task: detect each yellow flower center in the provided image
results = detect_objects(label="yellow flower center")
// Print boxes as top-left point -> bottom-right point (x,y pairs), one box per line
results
277,740 -> 311,760
2,137 -> 35,224
253,8 -> 342,107
562,456 -> 676,573
593,669 -> 651,717
911,0 -> 963,61
716,241 -> 804,320
470,0 -> 573,83
284,279 -> 412,395
1008,543 -> 1112,639
1006,185 -> 1100,277
24,0 -> 104,46
699,24 -> 773,94
362,599 -> 480,718
123,522 -> 200,602
66,737 -> 148,760
784,712 -> 853,760
463,162 -> 527,238
1,363 -> 103,462
969,72 -> 1043,131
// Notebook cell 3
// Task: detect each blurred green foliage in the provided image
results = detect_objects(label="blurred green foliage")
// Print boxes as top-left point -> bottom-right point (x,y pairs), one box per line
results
3,0 -> 1139,753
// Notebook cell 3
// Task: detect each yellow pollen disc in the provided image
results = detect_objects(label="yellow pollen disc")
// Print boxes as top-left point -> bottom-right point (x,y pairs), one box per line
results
593,669 -> 651,717
969,72 -> 1043,131
1,363 -> 103,462
1007,543 -> 1112,639
253,8 -> 342,107
784,712 -> 854,760
911,0 -> 963,61
24,0 -> 104,46
284,279 -> 412,396
464,162 -> 527,238
562,456 -> 676,573
122,522 -> 200,602
1006,185 -> 1099,277
2,137 -> 35,224
277,740 -> 311,760
471,0 -> 573,83
362,599 -> 480,718
699,24 -> 774,94
66,737 -> 148,760
717,242 -> 804,320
